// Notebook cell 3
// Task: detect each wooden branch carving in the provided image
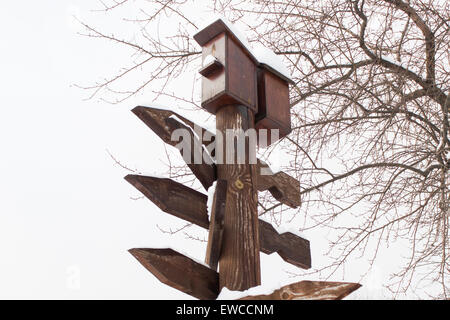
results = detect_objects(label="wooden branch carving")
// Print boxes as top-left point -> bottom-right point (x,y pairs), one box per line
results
257,160 -> 301,208
125,174 -> 311,269
132,106 -> 216,190
239,280 -> 361,300
259,219 -> 311,269
129,248 -> 219,300
124,175 -> 209,229
132,106 -> 301,208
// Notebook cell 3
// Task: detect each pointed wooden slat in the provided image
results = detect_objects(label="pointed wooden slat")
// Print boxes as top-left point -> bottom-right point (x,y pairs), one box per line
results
239,280 -> 361,300
259,219 -> 311,269
126,175 -> 311,269
132,106 -> 301,208
132,106 -> 216,190
124,174 -> 209,229
205,179 -> 227,271
129,248 -> 219,300
257,159 -> 301,208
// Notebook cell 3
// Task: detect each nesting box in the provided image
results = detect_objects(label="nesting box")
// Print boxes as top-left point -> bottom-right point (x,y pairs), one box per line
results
193,19 -> 258,114
255,63 -> 294,144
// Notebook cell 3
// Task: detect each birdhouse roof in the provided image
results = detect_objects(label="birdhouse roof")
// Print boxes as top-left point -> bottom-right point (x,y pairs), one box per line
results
194,17 -> 294,84
193,18 -> 259,64
253,45 -> 294,84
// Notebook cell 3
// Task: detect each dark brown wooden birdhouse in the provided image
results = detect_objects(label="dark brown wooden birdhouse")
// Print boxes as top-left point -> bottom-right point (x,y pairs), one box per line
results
255,63 -> 294,145
193,19 -> 258,114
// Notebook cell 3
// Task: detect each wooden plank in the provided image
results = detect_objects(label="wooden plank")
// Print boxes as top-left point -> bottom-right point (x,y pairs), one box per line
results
124,174 -> 209,229
257,159 -> 301,208
255,68 -> 292,142
132,106 -> 216,190
199,59 -> 224,78
216,105 -> 260,291
132,106 -> 300,208
239,280 -> 361,300
259,219 -> 311,269
205,179 -> 227,271
126,174 -> 311,269
129,248 -> 219,300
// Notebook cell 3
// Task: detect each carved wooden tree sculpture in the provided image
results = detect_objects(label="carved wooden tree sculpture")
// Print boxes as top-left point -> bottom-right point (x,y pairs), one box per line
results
126,18 -> 360,300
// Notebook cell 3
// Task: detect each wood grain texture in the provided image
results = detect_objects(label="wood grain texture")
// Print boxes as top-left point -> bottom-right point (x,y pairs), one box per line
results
259,219 -> 311,269
132,106 -> 216,190
239,280 -> 361,300
193,19 -> 258,64
194,20 -> 258,114
205,179 -> 227,271
216,105 -> 261,291
200,33 -> 227,112
199,59 -> 224,78
124,174 -> 209,229
255,68 -> 292,141
126,174 -> 311,269
227,37 -> 257,111
132,106 -> 300,207
257,159 -> 301,208
129,248 -> 219,300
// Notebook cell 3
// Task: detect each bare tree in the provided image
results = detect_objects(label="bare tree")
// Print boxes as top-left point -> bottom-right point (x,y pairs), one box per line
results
79,0 -> 449,298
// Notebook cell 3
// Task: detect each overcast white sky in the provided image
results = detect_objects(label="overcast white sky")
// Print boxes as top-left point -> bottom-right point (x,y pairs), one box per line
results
0,1 -> 400,299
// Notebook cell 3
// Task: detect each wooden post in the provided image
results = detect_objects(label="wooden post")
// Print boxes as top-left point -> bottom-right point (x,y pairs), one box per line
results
205,179 -> 227,271
216,105 -> 261,291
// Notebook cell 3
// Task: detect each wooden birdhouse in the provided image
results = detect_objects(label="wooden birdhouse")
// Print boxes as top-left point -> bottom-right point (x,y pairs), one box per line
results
193,18 -> 258,114
255,59 -> 295,145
